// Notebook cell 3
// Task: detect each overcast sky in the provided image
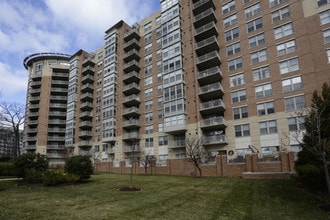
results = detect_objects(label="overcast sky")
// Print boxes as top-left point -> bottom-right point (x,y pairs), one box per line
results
0,0 -> 160,104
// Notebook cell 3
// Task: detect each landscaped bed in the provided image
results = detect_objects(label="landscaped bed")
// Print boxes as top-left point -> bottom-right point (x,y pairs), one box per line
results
0,173 -> 329,219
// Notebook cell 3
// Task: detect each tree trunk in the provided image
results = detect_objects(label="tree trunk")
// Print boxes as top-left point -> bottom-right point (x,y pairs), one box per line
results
195,163 -> 202,177
321,153 -> 330,198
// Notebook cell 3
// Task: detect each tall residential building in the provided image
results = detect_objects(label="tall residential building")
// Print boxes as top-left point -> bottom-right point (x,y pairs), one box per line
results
24,0 -> 330,166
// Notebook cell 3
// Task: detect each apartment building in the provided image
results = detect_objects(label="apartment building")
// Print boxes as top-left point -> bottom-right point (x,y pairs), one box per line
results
23,0 -> 330,165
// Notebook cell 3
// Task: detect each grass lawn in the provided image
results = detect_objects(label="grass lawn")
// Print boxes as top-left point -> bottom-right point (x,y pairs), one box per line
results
0,173 -> 329,219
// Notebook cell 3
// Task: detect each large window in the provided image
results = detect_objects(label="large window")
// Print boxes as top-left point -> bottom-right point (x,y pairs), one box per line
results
279,57 -> 299,74
274,23 -> 293,39
158,136 -> 168,146
163,84 -> 184,102
224,14 -> 238,28
320,10 -> 330,25
255,83 -> 273,98
145,112 -> 153,122
257,101 -> 275,115
251,49 -> 268,64
247,17 -> 263,33
225,28 -> 239,41
277,40 -> 296,56
288,116 -> 306,131
145,125 -> 153,134
249,33 -> 265,48
222,1 -> 235,14
230,73 -> 245,87
145,138 -> 154,148
282,76 -> 303,92
231,89 -> 247,103
270,0 -> 288,7
226,42 -> 241,56
235,124 -> 250,137
272,6 -> 291,22
228,57 -> 243,71
323,29 -> 330,43
163,56 -> 182,74
144,76 -> 153,85
259,120 -> 277,135
285,95 -> 306,111
253,66 -> 270,81
164,99 -> 184,116
233,106 -> 248,120
245,3 -> 260,18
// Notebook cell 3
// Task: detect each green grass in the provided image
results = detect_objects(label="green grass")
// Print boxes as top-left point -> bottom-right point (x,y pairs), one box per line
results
0,173 -> 329,219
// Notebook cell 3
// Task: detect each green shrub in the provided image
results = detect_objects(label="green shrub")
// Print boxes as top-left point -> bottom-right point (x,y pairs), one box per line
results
0,162 -> 15,176
42,169 -> 79,186
25,168 -> 43,183
14,153 -> 48,178
0,156 -> 11,162
295,163 -> 326,191
64,155 -> 93,181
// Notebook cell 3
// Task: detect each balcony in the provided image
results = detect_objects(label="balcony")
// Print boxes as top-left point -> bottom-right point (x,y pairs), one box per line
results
29,104 -> 39,110
123,82 -> 140,95
50,88 -> 68,94
122,119 -> 140,129
200,116 -> 227,130
168,140 -> 186,149
123,145 -> 141,153
78,140 -> 92,148
200,99 -> 225,114
30,88 -> 41,95
195,21 -> 218,42
107,148 -> 115,154
46,153 -> 65,158
123,94 -> 140,107
198,82 -> 224,100
47,136 -> 65,141
49,103 -> 67,109
79,121 -> 93,128
123,71 -> 140,84
50,95 -> 67,103
27,128 -> 38,134
25,144 -> 36,150
51,80 -> 69,86
28,120 -> 38,125
194,8 -> 217,28
123,106 -> 140,118
79,111 -> 93,119
203,134 -> 227,145
123,60 -> 140,73
124,49 -> 140,62
82,66 -> 94,75
103,136 -> 116,142
80,92 -> 93,101
196,50 -> 221,70
164,116 -> 187,134
26,136 -> 37,141
195,35 -> 219,56
81,75 -> 94,83
30,81 -> 41,88
48,128 -> 66,133
80,102 -> 93,110
48,119 -> 66,124
124,39 -> 140,52
52,72 -> 68,78
81,83 -> 93,92
123,131 -> 140,140
47,144 -> 65,150
79,131 -> 92,137
124,28 -> 140,41
49,111 -> 66,117
197,66 -> 222,86
192,0 -> 215,15
29,96 -> 40,103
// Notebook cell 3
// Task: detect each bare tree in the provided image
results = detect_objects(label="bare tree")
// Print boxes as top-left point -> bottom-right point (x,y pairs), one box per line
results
139,150 -> 154,174
185,136 -> 206,177
0,102 -> 25,160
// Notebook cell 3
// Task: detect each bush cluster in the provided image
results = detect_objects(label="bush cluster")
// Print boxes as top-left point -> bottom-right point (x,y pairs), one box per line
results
14,153 -> 48,178
42,169 -> 79,186
64,155 -> 93,180
0,162 -> 15,176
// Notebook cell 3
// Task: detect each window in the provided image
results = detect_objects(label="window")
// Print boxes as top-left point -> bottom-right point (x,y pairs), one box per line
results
145,138 -> 154,148
144,88 -> 153,97
247,17 -> 263,33
163,70 -> 183,85
144,54 -> 152,63
253,66 -> 270,81
327,49 -> 330,62
163,56 -> 182,74
163,84 -> 184,102
222,1 -> 235,14
144,22 -> 152,32
233,106 -> 248,119
145,125 -> 153,134
158,109 -> 164,119
158,97 -> 163,106
323,29 -> 330,43
225,28 -> 239,41
249,33 -> 265,48
230,73 -> 245,87
274,23 -> 293,39
228,57 -> 243,71
145,112 -> 153,122
244,0 -> 252,3
259,120 -> 277,135
162,17 -> 180,35
277,40 -> 296,56
231,89 -> 247,103
226,42 -> 241,56
255,83 -> 273,98
245,3 -> 260,18
162,42 -> 181,60
279,57 -> 299,74
145,100 -> 153,109
235,124 -> 250,137
251,49 -> 268,64
224,14 -> 238,28
320,10 -> 330,25
144,65 -> 152,75
288,116 -> 306,131
157,49 -> 162,59
272,6 -> 291,22
257,101 -> 275,115
285,95 -> 306,111
144,32 -> 152,42
282,76 -> 303,92
144,43 -> 152,53
318,0 -> 330,7
158,136 -> 168,146
144,76 -> 153,85
270,0 -> 288,7
164,99 -> 185,116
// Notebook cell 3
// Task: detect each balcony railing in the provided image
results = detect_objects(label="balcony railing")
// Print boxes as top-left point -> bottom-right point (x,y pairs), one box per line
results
194,8 -> 216,28
195,21 -> 218,41
200,116 -> 227,128
123,132 -> 140,140
197,50 -> 221,69
200,99 -> 225,114
203,134 -> 227,145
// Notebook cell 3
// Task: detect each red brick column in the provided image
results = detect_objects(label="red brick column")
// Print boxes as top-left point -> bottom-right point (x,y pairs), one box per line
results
216,156 -> 223,176
281,151 -> 289,172
246,154 -> 252,172
252,154 -> 259,172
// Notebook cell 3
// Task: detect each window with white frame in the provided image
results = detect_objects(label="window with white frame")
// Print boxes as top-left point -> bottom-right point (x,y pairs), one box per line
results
249,33 -> 265,48
145,100 -> 153,109
251,49 -> 268,64
222,1 -> 235,14
158,136 -> 168,146
158,123 -> 164,132
158,109 -> 164,119
284,95 -> 306,111
157,49 -> 162,59
231,89 -> 247,103
245,3 -> 260,18
272,6 -> 291,23
327,49 -> 330,62
145,112 -> 153,122
277,40 -> 296,56
162,42 -> 181,60
144,22 -> 152,32
320,10 -> 330,25
163,84 -> 184,102
226,42 -> 241,56
225,28 -> 239,41
145,125 -> 153,134
259,120 -> 277,135
144,76 -> 153,85
235,124 -> 250,137
323,29 -> 330,43
253,66 -> 270,81
282,76 -> 303,92
247,17 -> 263,33
257,101 -> 275,115
163,70 -> 183,85
255,83 -> 273,98
144,32 -> 152,42
230,73 -> 245,87
144,43 -> 152,52
158,97 -> 163,106
144,54 -> 152,63
145,138 -> 154,148
274,23 -> 293,39
144,87 -> 153,97
162,17 -> 180,35
224,14 -> 238,28
163,56 -> 182,74
288,116 -> 306,131
144,65 -> 152,75
156,27 -> 162,37
233,106 -> 248,119
157,85 -> 163,94
279,57 -> 299,74
228,57 -> 243,70
270,0 -> 288,7
162,29 -> 180,48
164,99 -> 184,116
158,154 -> 168,166
161,4 -> 179,23
164,114 -> 186,128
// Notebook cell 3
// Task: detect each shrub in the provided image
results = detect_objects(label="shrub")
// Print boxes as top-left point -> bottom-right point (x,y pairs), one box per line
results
42,169 -> 79,186
64,155 -> 93,181
25,168 -> 43,183
14,153 -> 48,178
0,156 -> 11,162
0,162 -> 15,176
295,163 -> 326,191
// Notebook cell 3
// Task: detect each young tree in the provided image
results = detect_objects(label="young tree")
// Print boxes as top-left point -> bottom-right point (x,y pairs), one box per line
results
139,151 -> 154,174
296,82 -> 330,196
185,136 -> 206,177
0,102 -> 25,160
